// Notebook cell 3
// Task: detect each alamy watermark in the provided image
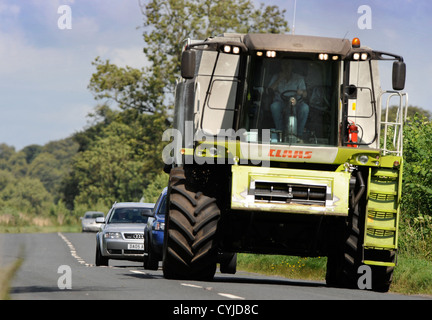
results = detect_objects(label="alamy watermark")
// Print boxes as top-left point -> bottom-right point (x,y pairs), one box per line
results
358,5 -> 372,30
57,265 -> 72,290
162,121 -> 272,167
357,265 -> 372,290
57,5 -> 72,30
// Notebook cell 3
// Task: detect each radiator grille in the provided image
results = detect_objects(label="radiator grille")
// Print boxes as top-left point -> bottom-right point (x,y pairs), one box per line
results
124,233 -> 144,240
252,181 -> 327,206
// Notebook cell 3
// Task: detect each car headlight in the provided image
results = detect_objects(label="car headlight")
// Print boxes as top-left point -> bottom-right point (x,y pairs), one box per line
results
154,222 -> 165,231
104,232 -> 122,239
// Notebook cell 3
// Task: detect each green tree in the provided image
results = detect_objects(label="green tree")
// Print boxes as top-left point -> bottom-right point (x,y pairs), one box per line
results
399,113 -> 432,257
21,144 -> 42,164
24,138 -> 78,202
0,139 -> 78,219
88,58 -> 165,114
139,0 -> 290,97
382,105 -> 432,122
67,112 -> 166,208
0,170 -> 13,192
27,153 -> 62,195
402,113 -> 432,217
0,144 -> 16,171
0,176 -> 53,215
8,151 -> 28,177
142,171 -> 169,203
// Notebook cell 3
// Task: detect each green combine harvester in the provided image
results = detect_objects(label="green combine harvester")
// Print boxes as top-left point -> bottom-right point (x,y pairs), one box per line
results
162,33 -> 407,292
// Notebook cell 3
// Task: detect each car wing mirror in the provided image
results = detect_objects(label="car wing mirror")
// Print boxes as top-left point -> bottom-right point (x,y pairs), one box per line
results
95,217 -> 105,224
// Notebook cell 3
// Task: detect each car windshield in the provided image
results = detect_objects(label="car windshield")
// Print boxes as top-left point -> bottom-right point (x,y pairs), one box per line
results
84,212 -> 104,219
108,208 -> 152,224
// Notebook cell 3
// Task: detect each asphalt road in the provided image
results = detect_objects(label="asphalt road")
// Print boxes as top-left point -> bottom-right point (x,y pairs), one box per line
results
0,232 -> 429,303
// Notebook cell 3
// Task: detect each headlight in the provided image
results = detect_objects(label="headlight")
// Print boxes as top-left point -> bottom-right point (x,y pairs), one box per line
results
104,232 -> 121,239
154,222 -> 165,231
357,154 -> 369,164
318,53 -> 328,60
266,50 -> 276,58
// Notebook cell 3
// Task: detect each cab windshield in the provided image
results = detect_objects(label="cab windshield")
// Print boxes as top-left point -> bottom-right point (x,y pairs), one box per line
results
240,54 -> 340,146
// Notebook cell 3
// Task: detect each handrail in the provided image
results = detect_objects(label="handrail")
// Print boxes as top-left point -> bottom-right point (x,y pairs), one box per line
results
379,91 -> 408,156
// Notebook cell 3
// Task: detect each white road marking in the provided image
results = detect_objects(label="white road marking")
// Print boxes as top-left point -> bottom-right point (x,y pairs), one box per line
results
181,282 -> 245,300
218,293 -> 245,300
58,233 -> 246,299
58,232 -> 93,267
130,270 -> 147,275
181,283 -> 203,289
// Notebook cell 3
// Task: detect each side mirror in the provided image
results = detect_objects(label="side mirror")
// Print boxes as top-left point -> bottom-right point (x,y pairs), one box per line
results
392,61 -> 406,91
95,217 -> 105,224
181,50 -> 196,79
345,84 -> 357,99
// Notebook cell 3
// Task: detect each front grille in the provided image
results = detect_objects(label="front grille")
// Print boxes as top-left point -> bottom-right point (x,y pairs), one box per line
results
124,233 -> 144,240
252,181 -> 327,206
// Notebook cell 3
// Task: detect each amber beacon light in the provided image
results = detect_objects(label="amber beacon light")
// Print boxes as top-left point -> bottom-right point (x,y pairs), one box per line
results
352,37 -> 361,48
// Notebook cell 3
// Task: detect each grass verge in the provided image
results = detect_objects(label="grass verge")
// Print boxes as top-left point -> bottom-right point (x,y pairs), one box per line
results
0,225 -> 81,234
237,254 -> 327,281
391,256 -> 432,295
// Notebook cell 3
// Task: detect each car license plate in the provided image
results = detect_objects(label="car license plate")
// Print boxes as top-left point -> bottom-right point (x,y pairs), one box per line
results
127,243 -> 144,250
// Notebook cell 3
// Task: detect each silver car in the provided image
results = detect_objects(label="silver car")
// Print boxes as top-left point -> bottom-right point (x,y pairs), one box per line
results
95,202 -> 155,266
81,211 -> 105,232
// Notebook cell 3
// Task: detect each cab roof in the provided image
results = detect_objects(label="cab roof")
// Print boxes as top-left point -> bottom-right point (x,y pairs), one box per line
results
243,33 -> 352,56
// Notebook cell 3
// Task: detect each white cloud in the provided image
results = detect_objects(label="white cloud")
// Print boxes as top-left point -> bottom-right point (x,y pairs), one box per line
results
0,30 -> 92,93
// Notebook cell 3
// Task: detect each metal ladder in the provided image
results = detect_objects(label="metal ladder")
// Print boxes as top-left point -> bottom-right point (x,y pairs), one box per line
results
379,91 -> 409,156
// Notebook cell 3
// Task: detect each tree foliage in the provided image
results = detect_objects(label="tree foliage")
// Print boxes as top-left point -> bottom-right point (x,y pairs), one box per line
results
139,0 -> 290,97
142,171 -> 169,203
88,58 -> 165,114
62,0 -> 291,210
0,139 -> 78,217
398,113 -> 432,257
65,111 -> 167,208
402,113 -> 432,217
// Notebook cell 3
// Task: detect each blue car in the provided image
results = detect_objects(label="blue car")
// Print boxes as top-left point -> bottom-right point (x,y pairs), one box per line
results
143,187 -> 167,270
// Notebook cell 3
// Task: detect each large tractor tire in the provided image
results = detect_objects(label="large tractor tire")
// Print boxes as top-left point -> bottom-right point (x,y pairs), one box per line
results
326,205 -> 394,292
326,170 -> 394,292
326,200 -> 364,289
162,167 -> 220,280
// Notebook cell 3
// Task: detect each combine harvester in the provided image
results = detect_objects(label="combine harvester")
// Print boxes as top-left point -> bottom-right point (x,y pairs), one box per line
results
163,33 -> 407,292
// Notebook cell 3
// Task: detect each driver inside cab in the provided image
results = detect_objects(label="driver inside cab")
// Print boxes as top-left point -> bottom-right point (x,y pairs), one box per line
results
269,60 -> 309,139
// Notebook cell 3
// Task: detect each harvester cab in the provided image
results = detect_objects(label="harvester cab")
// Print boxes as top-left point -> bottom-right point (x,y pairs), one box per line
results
179,34 -> 406,150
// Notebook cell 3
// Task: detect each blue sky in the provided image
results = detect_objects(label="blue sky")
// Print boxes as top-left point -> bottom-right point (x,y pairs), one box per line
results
0,0 -> 430,150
